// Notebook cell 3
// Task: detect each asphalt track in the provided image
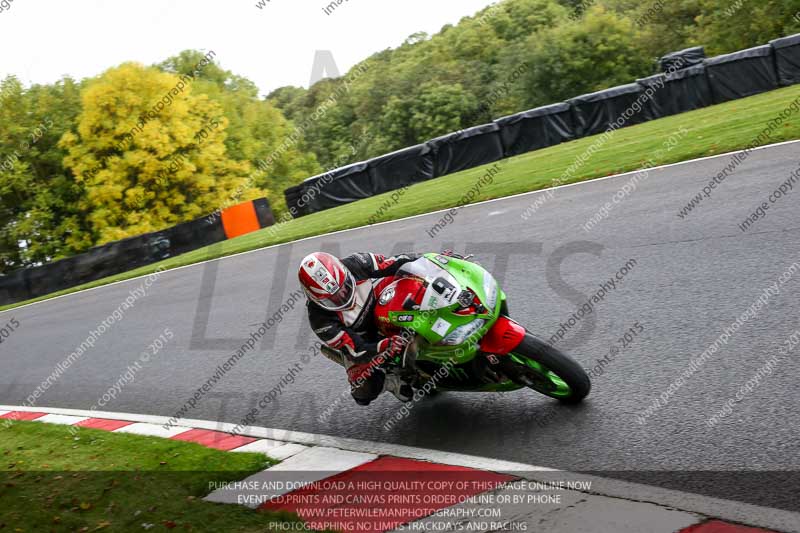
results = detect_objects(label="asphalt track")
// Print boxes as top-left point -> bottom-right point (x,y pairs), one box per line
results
2,142 -> 800,512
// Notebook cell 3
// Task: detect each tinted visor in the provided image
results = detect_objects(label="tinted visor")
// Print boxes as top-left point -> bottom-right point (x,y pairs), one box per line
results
317,272 -> 356,311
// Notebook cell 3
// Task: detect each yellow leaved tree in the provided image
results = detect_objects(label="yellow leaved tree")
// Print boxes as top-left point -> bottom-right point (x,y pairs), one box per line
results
60,62 -> 260,244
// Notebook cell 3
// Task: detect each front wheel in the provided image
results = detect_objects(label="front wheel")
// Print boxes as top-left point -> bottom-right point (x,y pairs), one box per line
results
506,333 -> 591,403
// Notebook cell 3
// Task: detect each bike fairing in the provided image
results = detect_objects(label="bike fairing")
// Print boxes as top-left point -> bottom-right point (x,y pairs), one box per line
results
376,254 -> 591,403
305,251 -> 591,405
368,253 -> 591,402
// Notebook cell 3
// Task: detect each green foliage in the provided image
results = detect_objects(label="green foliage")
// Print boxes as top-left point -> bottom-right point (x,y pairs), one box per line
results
691,0 -> 800,55
7,83 -> 797,312
1,0 -> 799,271
0,421 -> 296,532
0,52 -> 319,271
268,0 -> 800,171
381,82 -> 480,147
521,6 -> 653,107
158,50 -> 322,215
60,62 -> 257,245
0,75 -> 85,270
267,0 -> 572,168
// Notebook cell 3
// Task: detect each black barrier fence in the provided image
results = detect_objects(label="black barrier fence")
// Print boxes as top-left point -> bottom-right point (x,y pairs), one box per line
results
495,103 -> 576,158
283,33 -> 800,218
368,143 -> 436,191
286,144 -> 437,218
637,64 -> 714,118
302,161 -> 371,215
706,44 -> 779,104
658,46 -> 705,72
568,83 -> 656,137
284,182 -> 308,218
252,198 -> 277,228
429,123 -> 505,178
771,34 -> 800,86
0,198 -> 275,306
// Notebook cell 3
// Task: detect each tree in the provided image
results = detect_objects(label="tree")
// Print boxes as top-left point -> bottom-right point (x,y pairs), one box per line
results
60,63 -> 257,244
521,6 -> 652,107
157,49 -> 230,87
3,0 -> 798,270
0,76 -> 28,271
381,82 -> 480,148
0,76 -> 86,270
158,50 -> 322,216
692,0 -> 800,55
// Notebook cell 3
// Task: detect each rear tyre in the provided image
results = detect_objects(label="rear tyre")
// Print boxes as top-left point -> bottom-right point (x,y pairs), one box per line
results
509,333 -> 591,404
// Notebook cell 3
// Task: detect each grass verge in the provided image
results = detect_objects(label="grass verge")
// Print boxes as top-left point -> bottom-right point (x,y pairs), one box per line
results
0,421 -> 302,532
3,84 -> 800,312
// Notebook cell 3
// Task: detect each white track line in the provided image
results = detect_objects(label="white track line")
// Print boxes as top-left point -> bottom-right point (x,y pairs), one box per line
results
3,404 -> 799,532
3,138 -> 798,316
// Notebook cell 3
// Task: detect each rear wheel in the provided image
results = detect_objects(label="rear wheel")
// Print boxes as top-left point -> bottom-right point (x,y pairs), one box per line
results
507,333 -> 590,403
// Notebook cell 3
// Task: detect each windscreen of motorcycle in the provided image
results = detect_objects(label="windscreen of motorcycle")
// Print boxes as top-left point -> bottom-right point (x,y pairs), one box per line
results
397,257 -> 462,311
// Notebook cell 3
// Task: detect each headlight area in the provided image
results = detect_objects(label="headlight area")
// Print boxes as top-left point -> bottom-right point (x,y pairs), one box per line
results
439,319 -> 485,346
483,271 -> 498,310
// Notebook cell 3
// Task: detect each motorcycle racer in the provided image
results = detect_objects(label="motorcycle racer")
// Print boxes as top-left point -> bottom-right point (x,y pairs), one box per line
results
298,251 -> 420,405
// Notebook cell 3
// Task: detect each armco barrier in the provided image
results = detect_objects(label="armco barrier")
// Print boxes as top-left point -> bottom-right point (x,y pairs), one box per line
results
0,198 -> 275,306
252,198 -> 276,228
284,183 -> 308,218
283,146 -> 435,217
770,34 -> 800,86
302,161 -> 372,215
705,44 -> 779,104
367,143 -> 435,194
637,64 -> 714,118
428,123 -> 505,178
568,83 -> 656,137
659,46 -> 705,72
494,103 -> 576,158
282,34 -> 800,217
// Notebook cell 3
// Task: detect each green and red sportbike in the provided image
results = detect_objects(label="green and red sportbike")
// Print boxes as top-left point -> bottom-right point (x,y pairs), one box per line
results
322,253 -> 591,403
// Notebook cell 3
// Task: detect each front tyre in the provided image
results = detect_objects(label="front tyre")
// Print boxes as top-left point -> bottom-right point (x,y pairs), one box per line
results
508,333 -> 591,403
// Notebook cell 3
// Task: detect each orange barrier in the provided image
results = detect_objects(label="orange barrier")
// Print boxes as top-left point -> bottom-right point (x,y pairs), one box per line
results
221,201 -> 261,239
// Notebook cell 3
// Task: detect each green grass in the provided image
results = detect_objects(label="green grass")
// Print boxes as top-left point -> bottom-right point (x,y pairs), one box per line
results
3,85 -> 800,312
0,421 -> 304,532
